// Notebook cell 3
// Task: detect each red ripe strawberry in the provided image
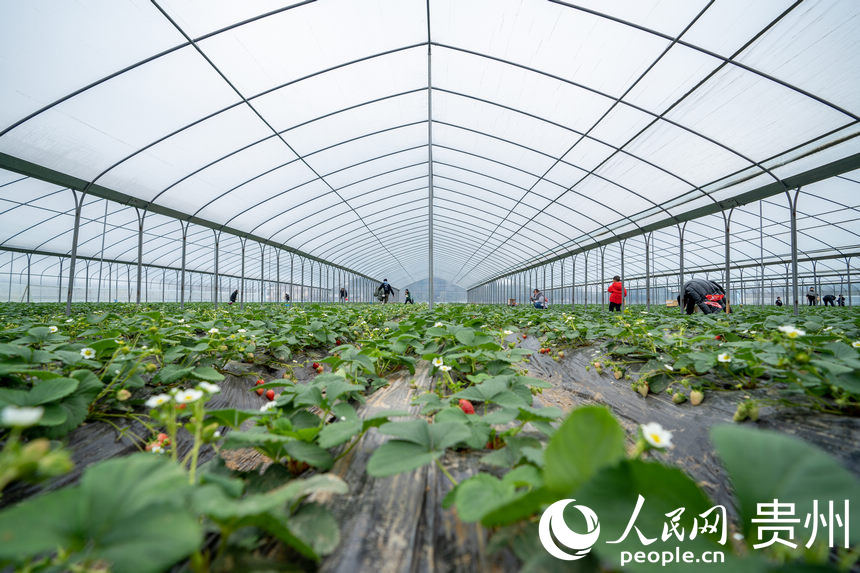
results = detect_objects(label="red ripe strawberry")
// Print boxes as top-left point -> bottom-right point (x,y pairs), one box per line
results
458,399 -> 476,415
522,334 -> 527,339
255,379 -> 265,385
335,339 -> 341,345
176,403 -> 186,410
316,365 -> 324,374
311,362 -> 319,369
715,335 -> 722,340
157,433 -> 168,443
266,389 -> 275,401
256,388 -> 264,396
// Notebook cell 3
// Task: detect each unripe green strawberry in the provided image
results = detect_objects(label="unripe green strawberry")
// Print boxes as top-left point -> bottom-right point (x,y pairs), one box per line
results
672,392 -> 687,404
637,383 -> 649,397
690,389 -> 704,406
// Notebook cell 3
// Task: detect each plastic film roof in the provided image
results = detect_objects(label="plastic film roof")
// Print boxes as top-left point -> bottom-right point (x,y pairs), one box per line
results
1,0 -> 859,289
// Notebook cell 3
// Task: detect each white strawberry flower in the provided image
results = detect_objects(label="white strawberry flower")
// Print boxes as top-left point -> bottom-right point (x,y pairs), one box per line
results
432,357 -> 444,367
80,347 -> 96,359
213,430 -> 222,438
717,353 -> 732,363
853,341 -> 860,349
208,327 -> 219,334
151,444 -> 165,455
503,330 -> 513,335
49,326 -> 58,333
65,318 -> 73,323
260,401 -> 277,412
197,382 -> 221,394
237,329 -> 246,333
434,322 -> 444,328
1,405 -> 44,427
178,318 -> 185,323
145,394 -> 172,408
777,325 -> 805,338
439,365 -> 452,372
641,422 -> 673,449
665,364 -> 674,371
174,389 -> 204,403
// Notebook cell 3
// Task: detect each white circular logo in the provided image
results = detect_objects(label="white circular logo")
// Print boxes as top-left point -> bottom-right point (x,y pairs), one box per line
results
538,499 -> 600,560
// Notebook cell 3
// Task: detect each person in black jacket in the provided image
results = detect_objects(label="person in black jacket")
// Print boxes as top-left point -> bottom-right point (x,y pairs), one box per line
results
678,279 -> 729,315
339,287 -> 348,303
823,293 -> 836,307
775,296 -> 783,307
404,289 -> 414,304
376,279 -> 394,304
229,289 -> 238,305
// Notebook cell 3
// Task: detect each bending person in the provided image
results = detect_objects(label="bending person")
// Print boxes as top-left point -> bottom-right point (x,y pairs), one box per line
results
679,279 -> 729,315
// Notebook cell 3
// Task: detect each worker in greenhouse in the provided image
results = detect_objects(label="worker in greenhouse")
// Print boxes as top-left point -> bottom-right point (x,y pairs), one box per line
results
229,289 -> 238,305
823,293 -> 836,306
404,289 -> 414,304
376,279 -> 394,304
806,287 -> 817,305
530,288 -> 548,309
284,292 -> 291,305
775,296 -> 783,306
607,275 -> 627,311
838,294 -> 846,306
339,286 -> 348,302
679,279 -> 729,315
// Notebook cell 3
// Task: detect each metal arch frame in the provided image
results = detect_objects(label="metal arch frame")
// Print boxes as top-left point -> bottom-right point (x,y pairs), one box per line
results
450,1 -> 807,283
548,0 -> 857,121
578,201 -> 859,281
295,168 -> 582,264
0,154 -> 385,285
448,0 -> 718,282
0,115 -> 848,268
308,195 -> 563,274
469,152 -> 860,289
5,151 -> 858,289
2,4 -> 859,287
131,2 -> 415,284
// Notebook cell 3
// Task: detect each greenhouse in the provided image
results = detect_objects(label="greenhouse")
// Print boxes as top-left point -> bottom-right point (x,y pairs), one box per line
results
0,1 -> 858,572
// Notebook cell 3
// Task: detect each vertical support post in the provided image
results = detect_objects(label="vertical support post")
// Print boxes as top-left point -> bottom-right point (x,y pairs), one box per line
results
66,190 -> 85,316
25,254 -> 31,304
847,257 -> 852,307
260,243 -> 265,304
162,268 -> 166,303
276,250 -> 281,302
787,189 -> 800,315
300,258 -> 305,303
179,222 -> 188,309
583,252 -> 589,307
58,257 -> 64,303
212,230 -> 220,307
677,223 -> 685,311
723,209 -> 733,310
239,238 -> 246,310
571,256 -> 576,308
620,240 -> 627,308
290,254 -> 295,303
135,208 -> 145,305
85,260 -> 90,303
426,1 -> 435,311
96,199 -> 108,303
645,233 -> 652,312
600,246 -> 606,309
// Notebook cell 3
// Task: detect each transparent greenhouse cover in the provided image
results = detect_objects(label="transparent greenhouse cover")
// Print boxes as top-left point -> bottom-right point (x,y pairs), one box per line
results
0,0 -> 858,290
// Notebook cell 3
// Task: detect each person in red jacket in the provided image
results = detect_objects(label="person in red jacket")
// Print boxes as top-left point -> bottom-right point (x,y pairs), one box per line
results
607,275 -> 626,312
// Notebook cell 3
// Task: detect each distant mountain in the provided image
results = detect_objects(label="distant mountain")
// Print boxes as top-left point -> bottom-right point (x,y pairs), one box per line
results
400,277 -> 467,303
